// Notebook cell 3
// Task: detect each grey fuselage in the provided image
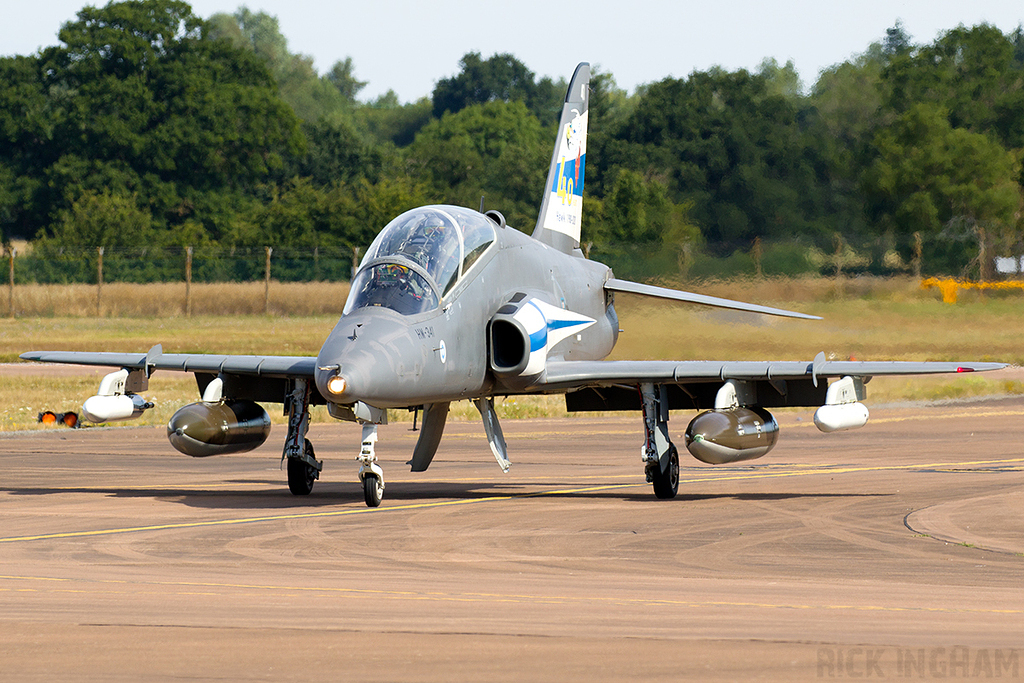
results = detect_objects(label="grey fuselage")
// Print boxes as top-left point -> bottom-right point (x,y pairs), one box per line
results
314,211 -> 618,409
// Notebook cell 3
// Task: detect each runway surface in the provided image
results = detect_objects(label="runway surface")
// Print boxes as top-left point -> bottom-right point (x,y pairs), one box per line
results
1,399 -> 1023,681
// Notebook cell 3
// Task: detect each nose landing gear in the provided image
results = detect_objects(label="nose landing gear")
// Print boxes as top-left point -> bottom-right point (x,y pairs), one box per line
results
357,423 -> 385,507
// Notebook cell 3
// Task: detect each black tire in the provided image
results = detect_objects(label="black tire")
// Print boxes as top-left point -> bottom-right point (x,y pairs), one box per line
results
287,439 -> 317,495
363,473 -> 383,507
652,445 -> 679,500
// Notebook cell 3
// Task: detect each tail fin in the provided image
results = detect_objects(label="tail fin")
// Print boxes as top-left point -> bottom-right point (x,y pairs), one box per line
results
533,63 -> 590,253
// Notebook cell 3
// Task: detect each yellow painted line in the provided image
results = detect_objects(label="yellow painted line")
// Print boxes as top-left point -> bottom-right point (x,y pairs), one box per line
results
1,456 -> 1022,545
669,457 -> 1024,489
0,574 -> 1019,615
0,494 -> 519,544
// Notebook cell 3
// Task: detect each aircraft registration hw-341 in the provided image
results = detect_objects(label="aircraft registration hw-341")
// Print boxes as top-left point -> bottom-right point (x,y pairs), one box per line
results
22,63 -> 1003,507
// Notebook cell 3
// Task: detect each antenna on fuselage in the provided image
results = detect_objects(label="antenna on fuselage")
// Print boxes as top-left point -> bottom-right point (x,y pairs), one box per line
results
479,195 -> 485,213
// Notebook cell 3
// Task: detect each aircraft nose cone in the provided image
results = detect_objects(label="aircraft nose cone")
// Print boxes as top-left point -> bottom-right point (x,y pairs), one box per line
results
315,361 -> 360,402
315,313 -> 388,402
316,311 -> 425,406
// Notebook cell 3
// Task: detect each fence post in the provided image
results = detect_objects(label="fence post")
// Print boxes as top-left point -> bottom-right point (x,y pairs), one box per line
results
832,233 -> 845,298
264,246 -> 272,315
912,231 -> 922,279
96,246 -> 104,317
6,246 -> 14,319
978,226 -> 990,282
185,246 -> 193,318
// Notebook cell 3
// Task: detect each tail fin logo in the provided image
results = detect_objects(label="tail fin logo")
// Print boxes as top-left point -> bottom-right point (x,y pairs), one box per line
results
552,107 -> 585,205
556,110 -> 586,206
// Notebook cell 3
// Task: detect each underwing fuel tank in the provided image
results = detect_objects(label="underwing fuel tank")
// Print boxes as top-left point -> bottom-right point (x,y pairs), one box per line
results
167,400 -> 271,457
684,407 -> 780,464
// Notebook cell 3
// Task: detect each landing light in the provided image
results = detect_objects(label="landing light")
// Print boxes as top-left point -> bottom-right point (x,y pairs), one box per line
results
327,375 -> 348,395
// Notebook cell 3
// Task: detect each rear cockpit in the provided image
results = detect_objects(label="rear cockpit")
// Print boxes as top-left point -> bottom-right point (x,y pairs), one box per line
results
344,206 -> 496,316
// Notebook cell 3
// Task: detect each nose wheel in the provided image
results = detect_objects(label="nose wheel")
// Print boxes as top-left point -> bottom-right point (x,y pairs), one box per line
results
357,423 -> 385,507
363,472 -> 384,507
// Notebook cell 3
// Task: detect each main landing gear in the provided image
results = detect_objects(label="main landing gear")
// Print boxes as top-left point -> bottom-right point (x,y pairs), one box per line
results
640,383 -> 679,499
283,379 -> 322,496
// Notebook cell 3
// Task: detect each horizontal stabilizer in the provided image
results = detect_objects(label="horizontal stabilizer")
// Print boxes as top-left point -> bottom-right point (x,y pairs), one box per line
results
605,278 -> 821,320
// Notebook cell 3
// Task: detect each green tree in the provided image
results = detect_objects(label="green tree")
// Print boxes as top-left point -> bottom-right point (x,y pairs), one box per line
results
357,94 -> 433,147
758,58 -> 803,100
347,177 -> 432,248
4,0 -> 305,243
604,68 -> 830,251
883,20 -> 913,57
883,24 -> 1024,149
432,52 -> 564,124
807,43 -> 890,238
407,100 -> 549,228
326,57 -> 367,103
297,117 -> 399,185
237,177 -> 349,247
228,176 -> 429,251
207,7 -> 358,123
587,169 -> 701,279
862,104 -> 1022,273
45,190 -> 154,248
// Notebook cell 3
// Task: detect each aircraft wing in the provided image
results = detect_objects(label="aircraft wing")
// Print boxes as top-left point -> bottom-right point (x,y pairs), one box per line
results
536,355 -> 1005,392
21,349 -> 1005,390
19,349 -> 317,378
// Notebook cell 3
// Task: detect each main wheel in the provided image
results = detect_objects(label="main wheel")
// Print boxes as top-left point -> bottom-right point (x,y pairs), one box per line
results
287,439 -> 317,495
651,445 -> 679,500
363,473 -> 383,507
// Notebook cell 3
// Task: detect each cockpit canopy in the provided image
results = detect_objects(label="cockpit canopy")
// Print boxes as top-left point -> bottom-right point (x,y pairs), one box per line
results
344,206 -> 497,316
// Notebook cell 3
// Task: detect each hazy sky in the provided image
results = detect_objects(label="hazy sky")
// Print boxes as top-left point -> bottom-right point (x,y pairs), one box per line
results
4,0 -> 1023,102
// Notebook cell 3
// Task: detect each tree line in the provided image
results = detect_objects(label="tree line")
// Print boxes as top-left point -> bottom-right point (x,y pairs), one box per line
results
1,0 -> 1022,282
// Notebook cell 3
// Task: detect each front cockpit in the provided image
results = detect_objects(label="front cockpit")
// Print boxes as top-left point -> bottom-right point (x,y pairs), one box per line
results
344,206 -> 496,316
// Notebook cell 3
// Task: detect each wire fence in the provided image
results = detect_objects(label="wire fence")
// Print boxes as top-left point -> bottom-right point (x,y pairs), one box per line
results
2,232 -> 1015,287
3,233 -> 1022,318
7,246 -> 359,285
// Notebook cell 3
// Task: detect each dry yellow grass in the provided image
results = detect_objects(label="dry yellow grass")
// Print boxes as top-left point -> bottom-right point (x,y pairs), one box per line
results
611,284 -> 1024,364
5,281 -> 351,318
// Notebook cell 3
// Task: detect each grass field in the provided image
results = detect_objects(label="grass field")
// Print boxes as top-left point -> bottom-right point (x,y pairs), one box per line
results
2,277 -> 1022,432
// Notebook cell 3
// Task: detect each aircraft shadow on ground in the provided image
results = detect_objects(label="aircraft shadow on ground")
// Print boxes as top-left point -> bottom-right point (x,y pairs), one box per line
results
0,480 -> 888,510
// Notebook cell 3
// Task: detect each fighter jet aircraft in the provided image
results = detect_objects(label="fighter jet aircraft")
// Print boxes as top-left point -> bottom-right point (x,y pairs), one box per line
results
22,64 -> 1004,507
